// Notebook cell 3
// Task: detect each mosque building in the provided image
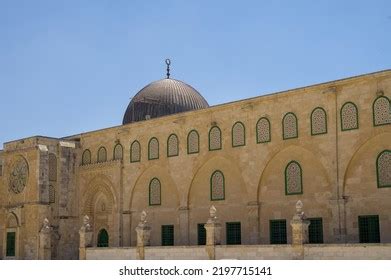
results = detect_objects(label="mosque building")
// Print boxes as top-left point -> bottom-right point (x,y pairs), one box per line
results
0,62 -> 390,259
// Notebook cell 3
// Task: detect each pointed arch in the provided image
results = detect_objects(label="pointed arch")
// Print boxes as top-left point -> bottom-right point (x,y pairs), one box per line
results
376,149 -> 391,188
82,149 -> 91,165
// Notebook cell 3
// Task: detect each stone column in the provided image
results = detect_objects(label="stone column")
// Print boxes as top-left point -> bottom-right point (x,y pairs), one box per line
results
204,206 -> 222,260
39,218 -> 52,260
290,200 -> 310,245
79,215 -> 93,260
178,206 -> 189,245
135,211 -> 151,260
247,201 -> 260,244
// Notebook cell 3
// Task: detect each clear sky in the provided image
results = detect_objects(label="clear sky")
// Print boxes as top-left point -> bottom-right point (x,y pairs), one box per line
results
1,0 -> 390,146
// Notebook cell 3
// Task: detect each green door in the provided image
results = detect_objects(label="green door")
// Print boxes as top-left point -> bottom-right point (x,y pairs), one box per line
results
197,223 -> 206,245
161,225 -> 174,246
308,218 -> 324,244
97,229 -> 109,247
6,232 -> 16,257
226,222 -> 241,245
359,215 -> 380,243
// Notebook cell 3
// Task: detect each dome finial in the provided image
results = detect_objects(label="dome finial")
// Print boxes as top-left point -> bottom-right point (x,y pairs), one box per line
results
165,58 -> 171,79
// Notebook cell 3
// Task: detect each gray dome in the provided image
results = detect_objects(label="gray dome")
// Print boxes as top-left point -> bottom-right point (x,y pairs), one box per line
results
123,78 -> 209,124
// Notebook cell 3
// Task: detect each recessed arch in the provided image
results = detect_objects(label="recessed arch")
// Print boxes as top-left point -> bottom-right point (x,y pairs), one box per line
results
167,134 -> 179,157
148,137 -> 159,160
311,107 -> 328,135
256,117 -> 271,143
82,149 -> 91,165
130,140 -> 141,163
97,146 -> 107,163
340,101 -> 359,131
113,143 -> 123,160
187,130 -> 200,154
209,126 -> 222,151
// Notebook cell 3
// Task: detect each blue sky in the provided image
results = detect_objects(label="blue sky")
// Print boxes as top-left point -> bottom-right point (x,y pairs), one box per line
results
1,0 -> 390,145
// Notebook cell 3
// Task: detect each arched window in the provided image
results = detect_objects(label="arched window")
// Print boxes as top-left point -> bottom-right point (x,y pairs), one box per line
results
167,134 -> 179,157
149,178 -> 161,205
97,147 -> 107,163
130,141 -> 141,163
377,150 -> 391,188
113,143 -> 123,160
97,229 -> 109,247
232,122 -> 245,147
340,102 -> 359,131
282,113 -> 298,139
285,161 -> 303,195
256,117 -> 271,143
187,130 -> 199,154
311,107 -> 327,135
210,170 -> 225,201
48,153 -> 57,181
209,126 -> 222,151
82,149 -> 91,165
148,138 -> 159,160
373,96 -> 391,126
49,185 -> 55,204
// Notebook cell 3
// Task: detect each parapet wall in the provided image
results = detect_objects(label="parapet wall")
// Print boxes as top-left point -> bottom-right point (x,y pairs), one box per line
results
86,243 -> 391,260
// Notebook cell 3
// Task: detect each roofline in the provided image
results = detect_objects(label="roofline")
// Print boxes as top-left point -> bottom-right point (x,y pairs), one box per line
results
62,69 -> 391,139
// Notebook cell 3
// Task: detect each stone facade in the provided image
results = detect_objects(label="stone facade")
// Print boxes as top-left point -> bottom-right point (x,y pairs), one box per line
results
0,70 -> 390,259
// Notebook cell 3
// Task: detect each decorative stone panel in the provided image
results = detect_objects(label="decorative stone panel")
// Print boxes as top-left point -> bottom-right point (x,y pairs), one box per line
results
256,118 -> 270,143
283,113 -> 298,139
131,141 -> 141,162
167,134 -> 179,157
341,102 -> 358,131
311,107 -> 327,135
211,170 -> 225,200
148,138 -> 159,160
149,178 -> 161,205
285,161 -> 303,195
232,122 -> 245,147
113,144 -> 123,160
187,130 -> 199,154
209,126 -> 222,151
49,153 -> 57,181
377,150 -> 391,187
97,147 -> 107,163
373,96 -> 391,126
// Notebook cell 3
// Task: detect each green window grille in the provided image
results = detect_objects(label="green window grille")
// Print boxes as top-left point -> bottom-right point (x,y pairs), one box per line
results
226,222 -> 241,245
197,223 -> 206,245
6,232 -> 16,257
161,225 -> 174,246
270,219 -> 287,244
308,218 -> 323,244
97,229 -> 109,247
358,215 -> 380,243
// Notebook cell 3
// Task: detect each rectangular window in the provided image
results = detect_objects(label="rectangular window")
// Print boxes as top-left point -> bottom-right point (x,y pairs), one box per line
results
226,222 -> 241,245
358,215 -> 380,243
270,219 -> 287,244
197,223 -> 206,245
308,218 -> 324,244
161,225 -> 174,246
6,232 -> 16,257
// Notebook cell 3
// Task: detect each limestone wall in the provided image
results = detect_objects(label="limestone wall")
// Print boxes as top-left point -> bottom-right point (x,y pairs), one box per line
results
86,244 -> 391,260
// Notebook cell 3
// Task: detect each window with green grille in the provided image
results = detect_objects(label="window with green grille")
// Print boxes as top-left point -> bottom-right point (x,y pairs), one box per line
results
308,218 -> 323,243
197,223 -> 206,245
270,219 -> 287,244
6,232 -> 16,257
226,222 -> 241,245
161,225 -> 174,246
358,215 -> 380,243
